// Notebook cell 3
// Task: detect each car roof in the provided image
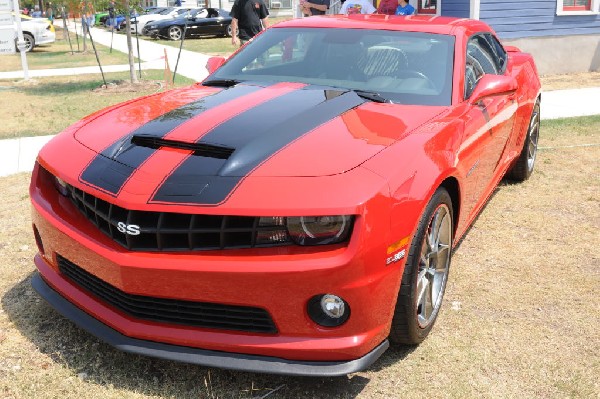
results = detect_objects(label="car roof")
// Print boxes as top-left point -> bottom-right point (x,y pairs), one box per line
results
273,15 -> 491,37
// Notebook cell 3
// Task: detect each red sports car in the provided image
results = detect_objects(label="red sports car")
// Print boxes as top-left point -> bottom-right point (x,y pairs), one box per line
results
30,15 -> 541,376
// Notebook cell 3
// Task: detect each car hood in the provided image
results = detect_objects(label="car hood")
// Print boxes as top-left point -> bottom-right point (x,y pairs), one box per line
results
72,83 -> 445,202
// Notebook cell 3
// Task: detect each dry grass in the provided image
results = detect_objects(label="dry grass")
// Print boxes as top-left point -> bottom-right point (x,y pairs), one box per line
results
540,71 -> 600,91
1,115 -> 599,397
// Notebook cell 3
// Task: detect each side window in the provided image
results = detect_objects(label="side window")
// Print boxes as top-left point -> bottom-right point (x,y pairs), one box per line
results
464,34 -> 505,99
487,34 -> 508,73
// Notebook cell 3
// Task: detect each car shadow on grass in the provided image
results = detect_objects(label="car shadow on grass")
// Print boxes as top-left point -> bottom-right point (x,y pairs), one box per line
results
2,272 -> 416,398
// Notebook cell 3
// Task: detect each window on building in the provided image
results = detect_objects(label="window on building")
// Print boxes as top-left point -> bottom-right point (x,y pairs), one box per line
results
417,0 -> 438,15
562,0 -> 591,11
557,0 -> 599,14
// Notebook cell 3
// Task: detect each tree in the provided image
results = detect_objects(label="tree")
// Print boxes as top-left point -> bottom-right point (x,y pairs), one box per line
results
123,0 -> 138,84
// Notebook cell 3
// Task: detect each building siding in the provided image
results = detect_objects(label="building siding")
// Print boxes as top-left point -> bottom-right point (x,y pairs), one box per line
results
441,0 -> 471,18
480,0 -> 600,39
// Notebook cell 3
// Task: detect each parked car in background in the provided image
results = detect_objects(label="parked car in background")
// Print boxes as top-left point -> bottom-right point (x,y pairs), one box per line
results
29,16 -> 541,376
14,13 -> 55,52
144,6 -> 170,14
105,10 -> 139,31
94,11 -> 109,25
130,7 -> 193,34
144,8 -> 232,40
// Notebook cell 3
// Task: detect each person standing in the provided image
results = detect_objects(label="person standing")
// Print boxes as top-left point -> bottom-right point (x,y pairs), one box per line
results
339,0 -> 375,15
108,0 -> 117,29
31,6 -> 42,17
299,0 -> 330,16
230,0 -> 269,47
46,2 -> 54,23
376,0 -> 398,15
395,0 -> 415,15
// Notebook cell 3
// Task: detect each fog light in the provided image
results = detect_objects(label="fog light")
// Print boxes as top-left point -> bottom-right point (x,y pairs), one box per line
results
321,294 -> 345,318
307,294 -> 350,327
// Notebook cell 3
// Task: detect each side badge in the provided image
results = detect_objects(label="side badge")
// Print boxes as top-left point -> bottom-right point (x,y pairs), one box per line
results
386,249 -> 406,265
386,236 -> 409,265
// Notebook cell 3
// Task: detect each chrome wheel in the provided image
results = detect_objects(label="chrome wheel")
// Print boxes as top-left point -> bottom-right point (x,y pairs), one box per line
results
527,103 -> 540,172
506,100 -> 540,182
168,26 -> 183,41
19,33 -> 34,52
416,203 -> 452,328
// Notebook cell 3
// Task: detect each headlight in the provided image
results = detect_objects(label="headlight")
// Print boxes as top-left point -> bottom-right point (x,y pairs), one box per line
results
287,215 -> 353,246
53,176 -> 69,196
256,215 -> 354,246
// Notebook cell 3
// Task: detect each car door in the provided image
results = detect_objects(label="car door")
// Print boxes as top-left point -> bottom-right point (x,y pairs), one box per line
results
464,34 -> 517,199
188,8 -> 222,36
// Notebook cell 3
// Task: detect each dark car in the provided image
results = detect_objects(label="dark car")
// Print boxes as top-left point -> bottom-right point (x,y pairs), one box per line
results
143,8 -> 232,40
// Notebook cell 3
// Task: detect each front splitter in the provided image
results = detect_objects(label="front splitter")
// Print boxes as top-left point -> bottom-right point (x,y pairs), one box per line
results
31,272 -> 389,377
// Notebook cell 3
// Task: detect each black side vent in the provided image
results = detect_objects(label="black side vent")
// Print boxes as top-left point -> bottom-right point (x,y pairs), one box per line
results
131,135 -> 235,159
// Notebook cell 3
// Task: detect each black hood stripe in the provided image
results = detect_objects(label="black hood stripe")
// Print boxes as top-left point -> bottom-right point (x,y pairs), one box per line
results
79,84 -> 263,196
151,89 -> 366,205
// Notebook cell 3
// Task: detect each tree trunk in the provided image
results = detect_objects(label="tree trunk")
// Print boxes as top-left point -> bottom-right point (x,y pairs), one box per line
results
124,0 -> 139,84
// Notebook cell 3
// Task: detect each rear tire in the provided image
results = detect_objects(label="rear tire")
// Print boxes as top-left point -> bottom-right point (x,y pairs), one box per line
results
506,99 -> 540,182
223,24 -> 232,37
389,188 -> 453,345
18,33 -> 35,52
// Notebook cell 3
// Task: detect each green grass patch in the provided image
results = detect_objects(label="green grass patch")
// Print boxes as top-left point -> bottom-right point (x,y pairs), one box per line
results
0,70 -> 195,139
542,115 -> 600,140
0,28 -> 135,72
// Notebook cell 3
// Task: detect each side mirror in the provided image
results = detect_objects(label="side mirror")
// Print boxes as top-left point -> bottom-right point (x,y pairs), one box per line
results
469,74 -> 517,105
206,56 -> 226,74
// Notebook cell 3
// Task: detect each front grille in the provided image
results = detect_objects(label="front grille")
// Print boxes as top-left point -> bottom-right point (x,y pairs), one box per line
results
68,187 -> 290,252
57,255 -> 278,334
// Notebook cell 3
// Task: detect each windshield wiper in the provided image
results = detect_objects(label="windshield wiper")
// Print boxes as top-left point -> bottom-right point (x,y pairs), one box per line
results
201,79 -> 241,88
352,90 -> 392,104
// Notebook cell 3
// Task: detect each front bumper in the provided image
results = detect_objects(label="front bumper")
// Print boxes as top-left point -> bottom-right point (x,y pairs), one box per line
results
30,159 -> 402,375
32,272 -> 388,376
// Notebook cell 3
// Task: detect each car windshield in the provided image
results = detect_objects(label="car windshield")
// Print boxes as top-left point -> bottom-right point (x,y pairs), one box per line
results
158,8 -> 174,15
208,28 -> 455,106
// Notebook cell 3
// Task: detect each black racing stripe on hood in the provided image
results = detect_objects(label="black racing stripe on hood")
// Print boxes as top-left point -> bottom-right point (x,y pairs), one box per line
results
78,84 -> 263,196
151,89 -> 366,205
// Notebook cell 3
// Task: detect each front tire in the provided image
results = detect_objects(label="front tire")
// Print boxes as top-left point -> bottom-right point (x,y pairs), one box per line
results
507,99 -> 540,182
168,25 -> 183,41
389,188 -> 453,344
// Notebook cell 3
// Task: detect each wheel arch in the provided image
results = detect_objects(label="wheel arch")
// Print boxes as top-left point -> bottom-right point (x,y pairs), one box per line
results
438,176 -> 461,238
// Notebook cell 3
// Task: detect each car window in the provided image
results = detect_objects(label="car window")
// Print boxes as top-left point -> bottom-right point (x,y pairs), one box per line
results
464,33 -> 505,99
487,34 -> 507,73
209,28 -> 455,106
